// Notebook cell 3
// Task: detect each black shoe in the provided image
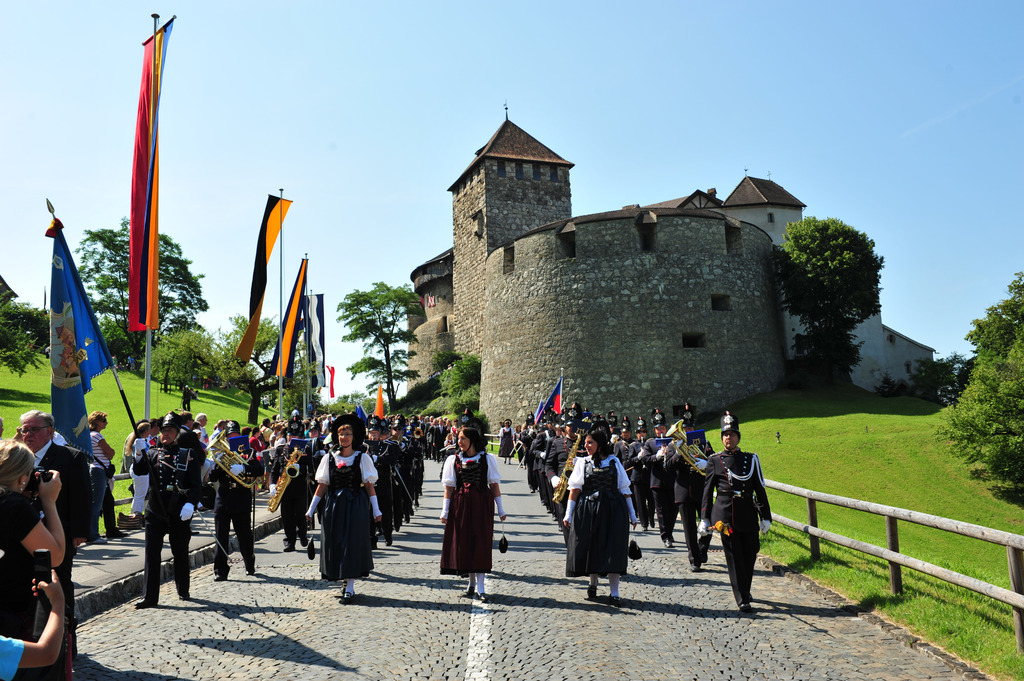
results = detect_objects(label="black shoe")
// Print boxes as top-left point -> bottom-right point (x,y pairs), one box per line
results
283,544 -> 296,553
340,592 -> 355,605
663,539 -> 673,548
478,593 -> 489,604
106,529 -> 127,539
300,537 -> 308,547
608,595 -> 622,607
134,600 -> 158,610
462,586 -> 475,598
385,537 -> 393,547
739,602 -> 752,612
214,574 -> 228,582
178,593 -> 190,601
690,563 -> 702,573
586,586 -> 597,600
246,568 -> 256,576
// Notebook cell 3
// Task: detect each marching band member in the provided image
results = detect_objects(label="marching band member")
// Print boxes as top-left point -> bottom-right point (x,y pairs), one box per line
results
699,412 -> 772,612
545,404 -> 584,542
212,422 -> 263,580
269,430 -> 313,552
306,414 -> 381,604
640,410 -> 678,547
563,428 -> 636,606
365,417 -> 398,546
132,412 -> 204,608
664,406 -> 713,572
440,421 -> 507,603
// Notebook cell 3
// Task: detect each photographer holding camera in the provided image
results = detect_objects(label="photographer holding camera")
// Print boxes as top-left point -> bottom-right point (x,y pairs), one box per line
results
0,440 -> 65,638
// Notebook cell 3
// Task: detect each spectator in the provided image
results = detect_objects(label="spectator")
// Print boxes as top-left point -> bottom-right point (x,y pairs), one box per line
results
123,420 -> 151,520
195,413 -> 209,446
87,411 -> 124,542
0,573 -> 66,680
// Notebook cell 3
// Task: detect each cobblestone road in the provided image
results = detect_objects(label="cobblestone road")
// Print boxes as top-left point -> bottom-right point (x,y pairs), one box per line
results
72,461 -> 967,681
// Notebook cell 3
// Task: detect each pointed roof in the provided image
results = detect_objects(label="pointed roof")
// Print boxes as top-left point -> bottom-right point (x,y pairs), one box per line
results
0,272 -> 16,302
449,119 -> 573,191
643,189 -> 724,211
722,176 -> 805,209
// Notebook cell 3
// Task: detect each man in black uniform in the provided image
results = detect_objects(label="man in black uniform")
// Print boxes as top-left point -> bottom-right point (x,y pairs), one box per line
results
665,409 -> 713,571
133,412 -> 204,607
699,412 -> 772,611
612,415 -> 635,468
365,416 -> 398,546
212,422 -> 264,578
388,417 -> 414,529
640,409 -> 678,547
530,416 -> 551,509
545,404 -> 584,543
625,417 -> 654,532
269,428 -> 312,553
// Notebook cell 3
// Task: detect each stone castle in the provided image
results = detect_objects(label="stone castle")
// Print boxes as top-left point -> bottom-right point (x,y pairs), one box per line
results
408,120 -> 933,422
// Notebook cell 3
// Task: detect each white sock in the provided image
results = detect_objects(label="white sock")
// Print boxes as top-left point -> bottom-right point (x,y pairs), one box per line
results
346,578 -> 355,594
589,574 -> 599,587
609,574 -> 620,597
476,573 -> 486,594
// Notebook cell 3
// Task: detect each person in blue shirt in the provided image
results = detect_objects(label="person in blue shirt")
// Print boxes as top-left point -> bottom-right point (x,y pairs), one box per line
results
0,572 -> 65,681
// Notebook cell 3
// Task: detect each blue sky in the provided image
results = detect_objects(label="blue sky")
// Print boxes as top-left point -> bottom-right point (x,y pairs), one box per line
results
2,1 -> 1022,401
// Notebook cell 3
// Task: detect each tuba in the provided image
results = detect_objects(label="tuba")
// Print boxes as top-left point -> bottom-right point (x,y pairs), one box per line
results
664,419 -> 708,476
209,430 -> 258,489
268,445 -> 303,513
552,432 -> 583,504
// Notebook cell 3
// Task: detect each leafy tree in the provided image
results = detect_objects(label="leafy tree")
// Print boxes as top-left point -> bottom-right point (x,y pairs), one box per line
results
326,392 -> 376,416
216,315 -> 288,424
431,350 -> 462,374
774,217 -> 884,380
76,218 -> 208,358
153,328 -> 216,392
337,282 -> 421,409
965,271 -> 1024,363
911,353 -> 974,405
0,299 -> 46,375
939,336 -> 1024,487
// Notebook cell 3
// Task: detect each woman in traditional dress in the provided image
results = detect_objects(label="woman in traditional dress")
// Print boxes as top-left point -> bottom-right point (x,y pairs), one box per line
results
306,414 -> 382,604
563,428 -> 637,606
439,424 -> 507,603
497,419 -> 514,464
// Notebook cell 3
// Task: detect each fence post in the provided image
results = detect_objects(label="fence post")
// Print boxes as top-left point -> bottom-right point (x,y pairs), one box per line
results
1008,546 -> 1024,653
885,516 -> 903,595
806,498 -> 820,561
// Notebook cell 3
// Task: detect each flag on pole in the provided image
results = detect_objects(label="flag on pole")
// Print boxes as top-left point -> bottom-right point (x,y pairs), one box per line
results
270,259 -> 308,378
374,385 -> 384,418
236,194 -> 293,359
355,404 -> 367,424
306,294 -> 325,389
534,376 -> 563,425
327,365 -> 336,398
129,17 -> 174,331
47,218 -> 115,452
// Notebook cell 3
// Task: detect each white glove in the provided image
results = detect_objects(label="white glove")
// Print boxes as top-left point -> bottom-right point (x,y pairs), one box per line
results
697,520 -> 711,537
494,496 -> 506,518
563,499 -> 576,525
627,497 -> 638,525
550,474 -> 560,488
695,458 -> 708,471
133,450 -> 143,462
306,494 -> 321,518
370,495 -> 381,518
269,484 -> 278,498
759,519 -> 771,535
441,497 -> 451,520
229,464 -> 244,476
657,446 -> 667,459
179,502 -> 195,522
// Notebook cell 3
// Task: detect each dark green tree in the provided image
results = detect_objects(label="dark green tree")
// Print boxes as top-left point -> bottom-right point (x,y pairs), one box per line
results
76,218 -> 208,358
216,315 -> 287,424
966,272 -> 1024,363
911,353 -> 974,405
337,282 -> 421,409
153,328 -> 216,393
0,299 -> 47,375
774,217 -> 884,380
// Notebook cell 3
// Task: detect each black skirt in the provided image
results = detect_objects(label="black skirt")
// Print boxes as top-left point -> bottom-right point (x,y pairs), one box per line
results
566,489 -> 629,577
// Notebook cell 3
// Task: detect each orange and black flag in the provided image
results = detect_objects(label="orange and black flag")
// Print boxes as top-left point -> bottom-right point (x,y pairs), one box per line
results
235,195 -> 292,360
129,17 -> 174,331
270,259 -> 308,378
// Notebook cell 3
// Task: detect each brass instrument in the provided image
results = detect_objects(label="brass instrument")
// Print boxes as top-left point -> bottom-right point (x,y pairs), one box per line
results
268,446 -> 303,513
209,430 -> 258,489
664,419 -> 708,477
552,432 -> 583,504
414,427 -> 423,438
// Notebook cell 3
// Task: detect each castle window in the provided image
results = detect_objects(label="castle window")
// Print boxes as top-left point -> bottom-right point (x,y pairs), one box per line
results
725,224 -> 742,254
637,223 -> 656,252
905,361 -> 912,375
768,212 -> 775,224
557,230 -> 576,259
711,294 -> 731,311
503,245 -> 515,274
533,164 -> 542,180
887,333 -> 895,344
682,333 -> 706,348
515,162 -> 524,179
550,166 -> 559,182
497,161 -> 506,177
438,316 -> 449,334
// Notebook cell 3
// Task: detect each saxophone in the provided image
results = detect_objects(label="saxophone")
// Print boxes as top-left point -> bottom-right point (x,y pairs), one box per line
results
268,446 -> 303,513
552,432 -> 583,504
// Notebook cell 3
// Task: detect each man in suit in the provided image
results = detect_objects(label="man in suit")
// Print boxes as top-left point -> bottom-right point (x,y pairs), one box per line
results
640,409 -> 678,547
18,410 -> 91,630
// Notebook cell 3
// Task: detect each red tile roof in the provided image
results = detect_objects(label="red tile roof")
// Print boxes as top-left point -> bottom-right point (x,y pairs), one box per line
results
449,120 -> 573,191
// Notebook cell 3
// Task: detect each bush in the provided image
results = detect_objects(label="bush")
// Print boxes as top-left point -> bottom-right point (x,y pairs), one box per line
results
431,350 -> 462,374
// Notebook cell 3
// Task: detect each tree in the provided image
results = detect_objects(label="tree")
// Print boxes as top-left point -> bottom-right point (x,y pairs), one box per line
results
336,282 -> 421,409
774,217 -> 884,380
0,299 -> 46,375
76,218 -> 208,358
911,353 -> 974,405
965,271 -> 1024,363
153,328 -> 216,392
215,315 -> 287,424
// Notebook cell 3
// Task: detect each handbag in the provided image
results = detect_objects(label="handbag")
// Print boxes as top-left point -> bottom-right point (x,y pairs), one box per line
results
498,521 -> 509,553
628,539 -> 642,560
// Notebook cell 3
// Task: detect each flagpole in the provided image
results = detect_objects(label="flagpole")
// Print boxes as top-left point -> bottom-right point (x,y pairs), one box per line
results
303,268 -> 310,418
277,188 -> 284,419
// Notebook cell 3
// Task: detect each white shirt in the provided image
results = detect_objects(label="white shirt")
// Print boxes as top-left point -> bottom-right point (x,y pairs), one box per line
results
567,455 -> 631,494
441,452 -> 501,487
314,450 -> 379,486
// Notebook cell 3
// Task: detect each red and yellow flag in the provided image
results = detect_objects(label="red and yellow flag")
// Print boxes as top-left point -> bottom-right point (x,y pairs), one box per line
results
129,17 -> 174,331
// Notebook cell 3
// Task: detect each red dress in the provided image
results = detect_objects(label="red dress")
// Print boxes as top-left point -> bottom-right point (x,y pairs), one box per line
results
440,454 -> 495,575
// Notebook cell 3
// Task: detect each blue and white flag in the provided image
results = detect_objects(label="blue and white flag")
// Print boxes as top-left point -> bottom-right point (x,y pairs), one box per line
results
355,405 -> 368,425
47,218 -> 114,453
306,293 -> 325,389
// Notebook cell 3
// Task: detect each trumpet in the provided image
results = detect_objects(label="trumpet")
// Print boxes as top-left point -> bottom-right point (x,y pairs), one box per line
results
664,420 -> 708,476
209,430 -> 257,489
414,427 -> 423,438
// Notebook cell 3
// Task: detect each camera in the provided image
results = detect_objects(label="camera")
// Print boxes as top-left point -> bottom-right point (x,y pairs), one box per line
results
24,467 -> 53,495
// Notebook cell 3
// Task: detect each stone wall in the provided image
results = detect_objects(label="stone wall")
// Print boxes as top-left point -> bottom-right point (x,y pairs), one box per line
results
478,212 -> 785,423
408,270 -> 455,385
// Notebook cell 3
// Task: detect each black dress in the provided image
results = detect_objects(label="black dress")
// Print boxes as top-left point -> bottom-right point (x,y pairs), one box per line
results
320,451 -> 375,581
440,454 -> 496,575
566,457 -> 630,577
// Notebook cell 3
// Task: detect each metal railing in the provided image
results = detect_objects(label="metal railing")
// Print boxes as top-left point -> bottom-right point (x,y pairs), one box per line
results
766,478 -> 1024,653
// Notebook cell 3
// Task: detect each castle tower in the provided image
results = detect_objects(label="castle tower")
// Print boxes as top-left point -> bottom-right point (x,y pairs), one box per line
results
448,120 -> 573,356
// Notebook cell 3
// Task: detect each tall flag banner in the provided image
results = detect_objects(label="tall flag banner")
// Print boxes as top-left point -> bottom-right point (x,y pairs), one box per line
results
534,376 -> 563,425
236,194 -> 293,359
129,17 -> 174,331
270,259 -> 308,378
355,404 -> 367,424
47,218 -> 115,452
374,385 -> 384,418
327,365 -> 336,399
305,294 -> 326,389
